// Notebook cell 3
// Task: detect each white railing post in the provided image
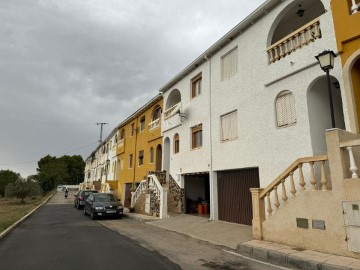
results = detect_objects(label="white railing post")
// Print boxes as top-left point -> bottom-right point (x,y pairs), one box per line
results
351,0 -> 359,14
347,146 -> 359,178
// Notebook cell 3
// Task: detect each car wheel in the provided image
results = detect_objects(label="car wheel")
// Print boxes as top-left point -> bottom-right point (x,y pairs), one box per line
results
90,210 -> 96,220
117,214 -> 123,219
83,208 -> 87,216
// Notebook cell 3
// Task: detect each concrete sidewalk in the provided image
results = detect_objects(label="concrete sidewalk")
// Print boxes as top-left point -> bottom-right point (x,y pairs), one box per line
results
123,211 -> 360,270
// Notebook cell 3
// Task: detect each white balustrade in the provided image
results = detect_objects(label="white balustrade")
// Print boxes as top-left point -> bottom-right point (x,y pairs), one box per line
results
340,140 -> 360,179
351,0 -> 359,14
258,155 -> 328,219
117,139 -> 124,148
164,102 -> 181,120
267,18 -> 321,64
149,118 -> 160,131
131,180 -> 147,207
148,174 -> 167,218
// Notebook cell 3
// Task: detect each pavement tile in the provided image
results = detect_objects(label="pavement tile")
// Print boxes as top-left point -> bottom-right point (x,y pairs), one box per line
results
348,260 -> 360,270
325,256 -> 357,267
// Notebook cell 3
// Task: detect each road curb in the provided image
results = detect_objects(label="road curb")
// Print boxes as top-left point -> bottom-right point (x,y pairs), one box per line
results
0,192 -> 55,240
236,243 -> 354,270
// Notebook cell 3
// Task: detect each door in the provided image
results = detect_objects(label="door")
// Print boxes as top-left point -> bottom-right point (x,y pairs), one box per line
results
124,183 -> 132,208
156,144 -> 162,171
217,168 -> 260,225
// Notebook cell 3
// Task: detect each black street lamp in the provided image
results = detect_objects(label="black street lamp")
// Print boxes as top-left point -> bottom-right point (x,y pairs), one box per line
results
315,50 -> 337,128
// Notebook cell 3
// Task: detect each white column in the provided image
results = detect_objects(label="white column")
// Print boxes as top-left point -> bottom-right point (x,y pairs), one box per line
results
210,171 -> 218,220
160,188 -> 168,219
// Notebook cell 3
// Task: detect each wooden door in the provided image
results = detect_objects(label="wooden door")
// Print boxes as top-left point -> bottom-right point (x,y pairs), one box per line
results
217,168 -> 260,225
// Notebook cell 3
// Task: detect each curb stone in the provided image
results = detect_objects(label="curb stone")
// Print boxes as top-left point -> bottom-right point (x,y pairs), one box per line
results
237,243 -> 357,270
0,192 -> 55,240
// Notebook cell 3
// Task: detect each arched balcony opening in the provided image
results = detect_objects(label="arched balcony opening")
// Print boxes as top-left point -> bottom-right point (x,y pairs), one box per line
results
164,89 -> 181,119
267,0 -> 325,64
149,105 -> 162,131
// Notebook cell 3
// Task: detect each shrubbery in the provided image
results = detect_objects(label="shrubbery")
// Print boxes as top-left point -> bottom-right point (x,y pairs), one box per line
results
5,180 -> 42,203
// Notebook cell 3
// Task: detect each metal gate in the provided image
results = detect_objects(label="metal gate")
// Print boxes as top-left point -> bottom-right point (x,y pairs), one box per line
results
217,168 -> 260,225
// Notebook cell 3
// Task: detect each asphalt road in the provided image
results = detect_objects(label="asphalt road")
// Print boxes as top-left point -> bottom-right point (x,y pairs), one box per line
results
0,193 -> 181,270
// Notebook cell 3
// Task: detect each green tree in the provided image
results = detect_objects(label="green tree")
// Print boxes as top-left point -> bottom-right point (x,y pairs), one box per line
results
5,180 -> 31,203
0,170 -> 20,197
36,154 -> 84,193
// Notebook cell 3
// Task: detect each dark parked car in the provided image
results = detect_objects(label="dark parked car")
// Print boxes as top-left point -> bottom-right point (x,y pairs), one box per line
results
84,193 -> 123,220
74,190 -> 98,209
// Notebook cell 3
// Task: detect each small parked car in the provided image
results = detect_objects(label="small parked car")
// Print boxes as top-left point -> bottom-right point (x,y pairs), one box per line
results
74,190 -> 98,209
56,185 -> 63,192
83,193 -> 123,220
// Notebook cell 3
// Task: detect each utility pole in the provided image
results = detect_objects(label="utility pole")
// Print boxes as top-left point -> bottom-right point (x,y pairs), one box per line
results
96,122 -> 108,144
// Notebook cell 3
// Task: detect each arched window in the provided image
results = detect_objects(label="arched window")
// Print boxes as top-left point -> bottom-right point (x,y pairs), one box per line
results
275,91 -> 296,127
152,105 -> 162,121
149,147 -> 154,163
114,133 -> 118,144
174,133 -> 180,153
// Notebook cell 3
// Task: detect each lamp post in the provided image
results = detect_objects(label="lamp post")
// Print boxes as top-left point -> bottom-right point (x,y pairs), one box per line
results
315,50 -> 336,129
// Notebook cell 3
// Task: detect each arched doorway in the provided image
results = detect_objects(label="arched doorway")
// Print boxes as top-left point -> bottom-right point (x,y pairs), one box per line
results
156,144 -> 162,171
163,138 -> 170,179
308,76 -> 345,154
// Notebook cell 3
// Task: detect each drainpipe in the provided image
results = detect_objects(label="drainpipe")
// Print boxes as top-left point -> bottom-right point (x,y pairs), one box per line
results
204,54 -> 214,221
132,117 -> 139,190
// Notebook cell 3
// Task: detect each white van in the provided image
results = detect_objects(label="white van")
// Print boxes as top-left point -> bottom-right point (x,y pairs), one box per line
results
56,185 -> 63,192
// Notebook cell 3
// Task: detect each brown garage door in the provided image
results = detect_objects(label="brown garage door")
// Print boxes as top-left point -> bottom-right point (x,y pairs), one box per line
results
217,168 -> 260,225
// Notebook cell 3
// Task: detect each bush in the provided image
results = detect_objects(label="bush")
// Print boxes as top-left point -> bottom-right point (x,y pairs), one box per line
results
5,180 -> 41,203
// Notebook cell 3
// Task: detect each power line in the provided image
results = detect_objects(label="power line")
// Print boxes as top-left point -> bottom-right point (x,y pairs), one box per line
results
0,140 -> 99,166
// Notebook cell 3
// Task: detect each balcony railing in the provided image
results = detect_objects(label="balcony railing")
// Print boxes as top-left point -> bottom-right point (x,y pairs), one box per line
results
164,102 -> 181,120
267,18 -> 321,64
117,139 -> 124,148
350,0 -> 359,14
149,118 -> 160,132
340,139 -> 360,179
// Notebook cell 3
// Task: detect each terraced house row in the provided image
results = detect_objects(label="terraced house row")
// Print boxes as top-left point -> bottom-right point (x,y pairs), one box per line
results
82,0 -> 360,258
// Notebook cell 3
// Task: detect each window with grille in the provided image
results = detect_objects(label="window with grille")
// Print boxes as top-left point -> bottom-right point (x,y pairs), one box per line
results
138,150 -> 144,166
191,73 -> 202,98
191,124 -> 202,149
221,111 -> 238,141
275,91 -> 297,127
221,47 -> 238,81
174,133 -> 180,153
140,116 -> 145,132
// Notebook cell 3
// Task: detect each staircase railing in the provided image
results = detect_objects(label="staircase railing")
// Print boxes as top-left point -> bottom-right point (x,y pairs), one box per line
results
147,170 -> 167,185
261,155 -> 328,216
131,180 -> 147,208
169,174 -> 184,209
148,173 -> 167,218
251,155 -> 329,239
340,139 -> 360,178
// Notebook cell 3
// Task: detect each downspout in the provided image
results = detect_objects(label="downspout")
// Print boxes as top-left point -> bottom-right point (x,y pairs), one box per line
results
132,117 -> 139,190
205,54 -> 214,221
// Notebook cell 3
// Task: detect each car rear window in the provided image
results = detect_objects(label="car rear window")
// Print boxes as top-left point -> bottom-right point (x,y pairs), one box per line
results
95,194 -> 117,202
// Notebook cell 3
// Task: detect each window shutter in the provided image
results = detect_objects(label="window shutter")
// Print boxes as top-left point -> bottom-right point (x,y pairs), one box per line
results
221,111 -> 237,141
276,92 -> 296,127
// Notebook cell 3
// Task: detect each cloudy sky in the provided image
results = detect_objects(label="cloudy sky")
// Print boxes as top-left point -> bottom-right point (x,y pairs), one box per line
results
0,0 -> 264,177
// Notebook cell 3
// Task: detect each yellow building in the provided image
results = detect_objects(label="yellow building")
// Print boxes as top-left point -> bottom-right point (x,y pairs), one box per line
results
115,95 -> 163,207
331,0 -> 360,133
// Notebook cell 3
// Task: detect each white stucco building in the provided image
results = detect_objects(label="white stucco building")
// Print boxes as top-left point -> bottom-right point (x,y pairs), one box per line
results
161,0 -> 348,225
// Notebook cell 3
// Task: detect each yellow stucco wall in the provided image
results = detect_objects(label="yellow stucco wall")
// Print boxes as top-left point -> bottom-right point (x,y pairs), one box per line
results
115,98 -> 163,202
331,0 -> 360,132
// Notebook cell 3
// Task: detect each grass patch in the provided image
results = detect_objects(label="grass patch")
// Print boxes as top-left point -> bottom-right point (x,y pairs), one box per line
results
0,191 -> 54,234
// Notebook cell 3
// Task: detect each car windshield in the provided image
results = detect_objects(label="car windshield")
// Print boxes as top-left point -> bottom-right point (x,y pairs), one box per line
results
94,194 -> 117,202
83,191 -> 95,197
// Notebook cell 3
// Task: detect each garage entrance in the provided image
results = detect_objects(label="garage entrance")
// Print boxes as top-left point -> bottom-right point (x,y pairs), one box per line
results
184,173 -> 210,216
217,168 -> 260,225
